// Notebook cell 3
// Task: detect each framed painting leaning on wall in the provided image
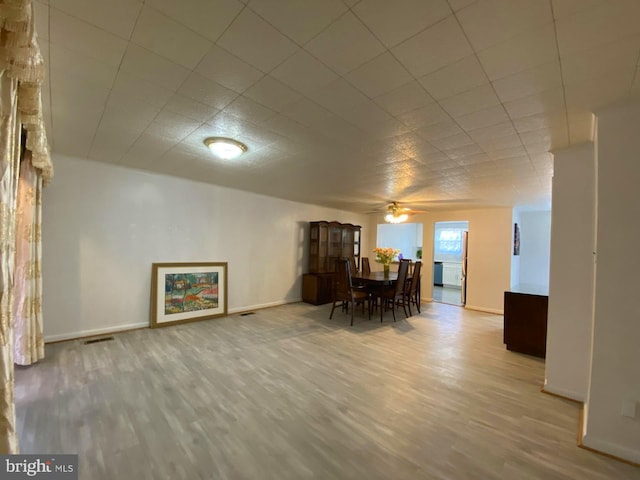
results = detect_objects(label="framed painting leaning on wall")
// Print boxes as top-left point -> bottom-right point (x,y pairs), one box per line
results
150,262 -> 228,328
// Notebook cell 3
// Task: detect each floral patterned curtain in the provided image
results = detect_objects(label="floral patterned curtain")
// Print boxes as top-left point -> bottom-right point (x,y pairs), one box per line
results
13,153 -> 43,366
0,0 -> 52,453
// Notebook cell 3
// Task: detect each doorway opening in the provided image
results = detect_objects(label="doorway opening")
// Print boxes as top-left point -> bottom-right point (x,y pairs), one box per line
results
432,221 -> 468,306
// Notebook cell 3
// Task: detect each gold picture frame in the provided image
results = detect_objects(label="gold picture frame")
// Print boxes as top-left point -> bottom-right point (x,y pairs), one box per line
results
150,262 -> 228,328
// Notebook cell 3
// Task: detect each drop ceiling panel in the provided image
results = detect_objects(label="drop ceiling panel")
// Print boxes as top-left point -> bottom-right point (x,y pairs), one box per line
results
352,0 -> 452,48
456,0 -> 553,51
305,12 -> 386,75
195,46 -> 264,94
270,50 -> 339,96
131,6 -> 213,69
345,52 -> 413,98
39,0 -> 640,212
217,9 -> 299,72
50,0 -> 142,39
146,0 -> 244,42
247,0 -> 347,45
49,8 -> 128,67
392,15 -> 473,77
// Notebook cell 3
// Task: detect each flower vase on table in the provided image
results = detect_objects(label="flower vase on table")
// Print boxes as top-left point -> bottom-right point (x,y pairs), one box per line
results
373,247 -> 400,278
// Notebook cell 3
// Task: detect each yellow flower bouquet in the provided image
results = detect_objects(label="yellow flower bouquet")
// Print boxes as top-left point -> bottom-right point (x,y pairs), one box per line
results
373,247 -> 400,266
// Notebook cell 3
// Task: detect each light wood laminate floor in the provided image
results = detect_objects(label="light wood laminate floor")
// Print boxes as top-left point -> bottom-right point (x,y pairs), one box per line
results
15,302 -> 640,479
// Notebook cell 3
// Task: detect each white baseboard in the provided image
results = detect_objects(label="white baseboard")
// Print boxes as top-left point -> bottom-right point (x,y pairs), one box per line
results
228,298 -> 301,314
582,434 -> 640,464
45,299 -> 302,343
45,322 -> 149,343
542,383 -> 585,403
464,304 -> 504,315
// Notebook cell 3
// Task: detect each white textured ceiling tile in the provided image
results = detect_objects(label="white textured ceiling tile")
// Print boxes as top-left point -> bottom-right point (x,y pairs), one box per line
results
345,52 -> 413,98
50,0 -> 142,39
392,15 -> 473,77
560,35 -> 640,86
305,12 -> 386,75
132,8 -> 212,69
271,50 -> 339,95
120,44 -> 190,91
467,120 -> 517,141
440,83 -> 500,117
555,3 -> 640,57
308,78 -> 369,115
564,68 -> 636,111
486,145 -> 526,160
223,96 -> 277,123
396,102 -> 451,129
122,133 -> 177,166
338,100 -> 394,130
475,134 -> 524,152
196,45 -> 264,93
361,117 -> 414,139
512,110 -> 566,134
248,0 -> 347,44
353,0 -> 452,48
455,104 -> 509,130
178,73 -> 239,110
418,55 -> 488,100
374,81 -> 435,116
457,0 -> 553,51
50,8 -> 128,67
430,132 -> 474,151
477,23 -> 558,80
146,0 -> 243,42
111,70 -> 174,108
163,94 -> 220,122
144,115 -> 201,142
50,44 -> 118,90
217,9 -> 299,72
243,75 -> 302,112
503,87 -> 565,119
417,121 -> 463,141
551,0 -> 604,20
492,61 -> 562,102
280,98 -> 333,128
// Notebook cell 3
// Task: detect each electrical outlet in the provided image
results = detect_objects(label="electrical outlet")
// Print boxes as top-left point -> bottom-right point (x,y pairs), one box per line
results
621,399 -> 637,419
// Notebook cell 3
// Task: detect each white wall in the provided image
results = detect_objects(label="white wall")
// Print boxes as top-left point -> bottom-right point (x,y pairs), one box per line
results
583,103 -> 640,463
43,155 -> 369,341
545,142 -> 595,402
366,208 -> 512,314
376,222 -> 421,260
517,210 -> 551,291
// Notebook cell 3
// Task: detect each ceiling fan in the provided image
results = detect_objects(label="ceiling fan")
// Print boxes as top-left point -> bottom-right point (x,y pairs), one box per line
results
382,202 -> 428,223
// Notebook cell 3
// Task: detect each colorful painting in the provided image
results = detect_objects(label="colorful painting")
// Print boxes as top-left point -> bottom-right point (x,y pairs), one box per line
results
151,263 -> 227,328
164,272 -> 219,315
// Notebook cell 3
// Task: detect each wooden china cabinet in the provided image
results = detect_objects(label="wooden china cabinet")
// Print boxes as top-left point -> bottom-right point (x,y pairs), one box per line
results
302,221 -> 361,305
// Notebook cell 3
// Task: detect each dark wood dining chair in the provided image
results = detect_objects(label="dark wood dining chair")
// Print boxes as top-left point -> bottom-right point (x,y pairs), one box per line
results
361,257 -> 371,275
349,257 -> 358,275
405,261 -> 422,316
330,259 -> 370,326
377,260 -> 410,322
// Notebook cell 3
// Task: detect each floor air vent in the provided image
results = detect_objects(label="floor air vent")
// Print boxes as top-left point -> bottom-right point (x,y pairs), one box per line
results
240,312 -> 255,317
83,336 -> 114,345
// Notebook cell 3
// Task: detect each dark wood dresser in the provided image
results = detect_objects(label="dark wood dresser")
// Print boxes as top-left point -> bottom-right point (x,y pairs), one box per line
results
503,287 -> 548,358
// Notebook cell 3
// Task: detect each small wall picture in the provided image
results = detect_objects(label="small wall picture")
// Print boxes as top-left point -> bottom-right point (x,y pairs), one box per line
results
513,223 -> 520,256
151,262 -> 228,328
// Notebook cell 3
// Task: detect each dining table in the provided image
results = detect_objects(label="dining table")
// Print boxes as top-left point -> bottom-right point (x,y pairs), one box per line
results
350,270 -> 420,317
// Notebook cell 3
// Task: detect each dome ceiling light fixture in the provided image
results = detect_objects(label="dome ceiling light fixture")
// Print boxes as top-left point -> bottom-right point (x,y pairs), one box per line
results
204,137 -> 247,160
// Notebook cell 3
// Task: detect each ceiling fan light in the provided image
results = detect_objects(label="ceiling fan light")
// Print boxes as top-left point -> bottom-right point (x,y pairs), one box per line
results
385,213 -> 408,223
204,137 -> 247,159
